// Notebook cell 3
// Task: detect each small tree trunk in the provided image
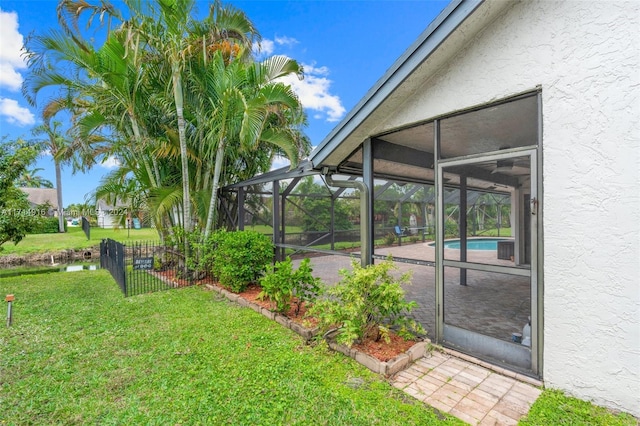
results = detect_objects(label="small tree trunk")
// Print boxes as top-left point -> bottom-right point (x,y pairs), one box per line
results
204,139 -> 225,239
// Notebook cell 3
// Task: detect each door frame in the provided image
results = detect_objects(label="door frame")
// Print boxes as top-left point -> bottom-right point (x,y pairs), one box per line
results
434,145 -> 541,375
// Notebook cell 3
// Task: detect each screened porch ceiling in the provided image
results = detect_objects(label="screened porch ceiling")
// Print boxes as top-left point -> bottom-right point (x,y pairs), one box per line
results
226,93 -> 537,199
335,94 -> 537,193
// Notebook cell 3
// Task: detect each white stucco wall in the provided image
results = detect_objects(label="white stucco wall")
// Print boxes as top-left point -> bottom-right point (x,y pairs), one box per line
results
382,0 -> 640,416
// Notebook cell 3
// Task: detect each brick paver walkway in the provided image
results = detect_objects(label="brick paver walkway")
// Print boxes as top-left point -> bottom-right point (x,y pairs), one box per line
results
293,245 -> 542,424
391,350 -> 542,425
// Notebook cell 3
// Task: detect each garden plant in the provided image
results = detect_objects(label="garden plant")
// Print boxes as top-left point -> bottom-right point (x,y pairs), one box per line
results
310,256 -> 425,347
258,257 -> 322,314
208,230 -> 273,292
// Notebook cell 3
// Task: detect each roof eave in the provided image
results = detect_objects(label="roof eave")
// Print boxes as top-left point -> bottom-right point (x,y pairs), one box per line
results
309,0 -> 484,168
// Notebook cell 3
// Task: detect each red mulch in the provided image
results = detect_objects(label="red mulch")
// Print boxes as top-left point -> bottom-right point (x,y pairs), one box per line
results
236,284 -> 415,362
236,284 -> 318,328
352,332 -> 416,362
158,273 -> 416,362
153,269 -> 215,287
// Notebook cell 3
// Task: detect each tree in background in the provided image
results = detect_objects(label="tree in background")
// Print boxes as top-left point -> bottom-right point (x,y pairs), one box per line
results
65,202 -> 98,226
16,168 -> 53,188
0,140 -> 40,251
23,0 -> 309,246
32,119 -> 71,232
293,177 -> 352,233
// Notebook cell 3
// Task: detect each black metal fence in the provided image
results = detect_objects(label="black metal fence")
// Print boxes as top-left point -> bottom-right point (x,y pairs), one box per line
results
81,216 -> 90,240
100,239 -> 206,297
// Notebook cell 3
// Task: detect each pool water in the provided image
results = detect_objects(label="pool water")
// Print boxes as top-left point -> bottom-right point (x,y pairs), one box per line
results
431,238 -> 511,251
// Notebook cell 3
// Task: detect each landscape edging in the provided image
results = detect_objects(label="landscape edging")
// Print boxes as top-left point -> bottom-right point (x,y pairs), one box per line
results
205,283 -> 427,377
205,283 -> 318,341
325,330 -> 429,377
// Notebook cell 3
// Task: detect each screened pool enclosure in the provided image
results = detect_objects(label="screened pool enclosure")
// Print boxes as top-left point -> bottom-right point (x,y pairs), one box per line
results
221,92 -> 542,377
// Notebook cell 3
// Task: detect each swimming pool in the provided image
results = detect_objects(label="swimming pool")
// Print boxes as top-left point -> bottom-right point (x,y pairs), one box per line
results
430,238 -> 512,251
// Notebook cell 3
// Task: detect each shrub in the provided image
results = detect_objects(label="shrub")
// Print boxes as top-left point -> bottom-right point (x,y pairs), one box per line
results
384,232 -> 396,246
210,230 -> 273,293
309,257 -> 424,347
29,216 -> 66,234
292,258 -> 322,313
259,257 -> 322,314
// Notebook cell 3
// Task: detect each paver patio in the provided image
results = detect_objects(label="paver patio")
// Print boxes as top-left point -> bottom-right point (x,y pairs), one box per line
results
392,349 -> 542,425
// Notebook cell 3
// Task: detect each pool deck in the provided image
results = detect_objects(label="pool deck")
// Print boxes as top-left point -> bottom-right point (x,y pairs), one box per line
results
296,241 -> 530,343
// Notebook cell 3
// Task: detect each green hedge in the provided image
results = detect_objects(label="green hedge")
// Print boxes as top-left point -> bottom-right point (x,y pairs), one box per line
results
29,217 -> 67,234
209,230 -> 274,293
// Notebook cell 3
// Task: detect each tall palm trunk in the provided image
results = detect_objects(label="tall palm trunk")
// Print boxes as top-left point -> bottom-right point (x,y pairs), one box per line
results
204,138 -> 225,238
171,65 -> 192,234
55,161 -> 64,233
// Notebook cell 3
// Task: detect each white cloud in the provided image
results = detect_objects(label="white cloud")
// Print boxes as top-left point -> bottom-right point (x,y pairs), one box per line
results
256,36 -> 299,59
256,34 -> 344,123
271,155 -> 291,170
0,10 -> 27,91
279,63 -> 346,122
100,156 -> 121,169
274,36 -> 299,48
0,63 -> 24,92
0,97 -> 35,125
256,39 -> 275,56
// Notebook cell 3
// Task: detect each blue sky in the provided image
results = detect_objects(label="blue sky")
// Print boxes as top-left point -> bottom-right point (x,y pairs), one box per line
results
0,0 -> 448,206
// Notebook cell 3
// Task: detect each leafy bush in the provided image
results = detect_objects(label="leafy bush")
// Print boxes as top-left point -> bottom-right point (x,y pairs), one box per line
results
444,220 -> 458,238
383,232 -> 396,246
29,216 -> 66,234
170,227 -> 206,271
209,230 -> 273,292
309,257 -> 424,347
259,257 -> 322,314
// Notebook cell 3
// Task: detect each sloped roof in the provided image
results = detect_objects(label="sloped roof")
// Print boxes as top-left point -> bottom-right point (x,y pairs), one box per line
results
225,0 -> 518,191
20,188 -> 59,210
309,0 -> 504,168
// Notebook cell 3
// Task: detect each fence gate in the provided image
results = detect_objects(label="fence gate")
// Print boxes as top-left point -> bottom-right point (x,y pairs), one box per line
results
100,239 -> 200,297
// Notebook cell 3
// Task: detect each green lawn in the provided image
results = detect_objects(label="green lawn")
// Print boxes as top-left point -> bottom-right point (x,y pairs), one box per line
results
0,271 -> 461,425
521,390 -> 636,425
1,272 -> 635,425
0,226 -> 160,255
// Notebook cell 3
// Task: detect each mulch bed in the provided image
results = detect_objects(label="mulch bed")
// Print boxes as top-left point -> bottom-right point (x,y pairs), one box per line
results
152,269 -> 216,287
236,284 -> 318,328
352,332 -> 417,362
157,273 -> 416,362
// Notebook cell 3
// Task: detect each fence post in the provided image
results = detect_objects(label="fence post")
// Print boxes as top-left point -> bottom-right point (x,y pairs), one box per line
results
81,216 -> 90,240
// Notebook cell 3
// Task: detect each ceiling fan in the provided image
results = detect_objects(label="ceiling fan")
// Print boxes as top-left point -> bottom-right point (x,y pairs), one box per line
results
491,158 -> 530,174
492,159 -> 515,173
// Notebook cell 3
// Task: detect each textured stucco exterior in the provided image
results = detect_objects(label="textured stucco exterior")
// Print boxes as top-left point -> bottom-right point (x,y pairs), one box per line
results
369,0 -> 639,416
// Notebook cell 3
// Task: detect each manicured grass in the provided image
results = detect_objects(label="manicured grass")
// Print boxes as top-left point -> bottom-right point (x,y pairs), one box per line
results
0,226 -> 160,255
0,271 -> 462,425
521,389 -> 636,426
2,272 -> 635,425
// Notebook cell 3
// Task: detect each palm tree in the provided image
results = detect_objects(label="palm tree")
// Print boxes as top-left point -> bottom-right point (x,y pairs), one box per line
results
22,0 -> 308,242
190,51 -> 306,238
123,0 -> 260,235
16,168 -> 54,189
31,120 -> 69,232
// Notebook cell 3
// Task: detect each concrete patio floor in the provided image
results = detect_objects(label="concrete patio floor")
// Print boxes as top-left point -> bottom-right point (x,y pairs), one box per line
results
295,241 -> 531,344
